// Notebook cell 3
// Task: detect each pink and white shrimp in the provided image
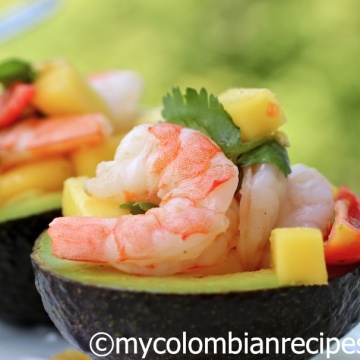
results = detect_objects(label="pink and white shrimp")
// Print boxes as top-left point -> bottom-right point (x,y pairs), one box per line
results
236,163 -> 334,271
275,164 -> 334,232
187,197 -> 243,276
0,113 -> 112,169
49,123 -> 239,276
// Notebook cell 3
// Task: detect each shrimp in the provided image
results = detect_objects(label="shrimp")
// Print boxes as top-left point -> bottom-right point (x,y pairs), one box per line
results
0,114 -> 112,169
236,163 -> 334,271
49,123 -> 239,276
275,164 -> 334,233
237,163 -> 287,271
88,71 -> 144,132
186,197 -> 243,276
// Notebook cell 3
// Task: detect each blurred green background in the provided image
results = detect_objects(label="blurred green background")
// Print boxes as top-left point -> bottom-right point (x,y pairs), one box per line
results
1,0 -> 359,192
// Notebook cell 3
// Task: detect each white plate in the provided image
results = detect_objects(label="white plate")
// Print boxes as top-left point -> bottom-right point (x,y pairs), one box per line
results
0,320 -> 72,360
1,320 -> 360,359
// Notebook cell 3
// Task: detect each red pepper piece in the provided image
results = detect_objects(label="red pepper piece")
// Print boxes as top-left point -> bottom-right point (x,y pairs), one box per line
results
324,185 -> 360,264
0,83 -> 36,127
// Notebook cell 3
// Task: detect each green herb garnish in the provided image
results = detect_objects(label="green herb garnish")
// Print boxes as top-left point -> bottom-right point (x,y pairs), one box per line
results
162,87 -> 291,176
0,58 -> 36,87
237,140 -> 291,175
120,201 -> 158,215
162,87 -> 240,163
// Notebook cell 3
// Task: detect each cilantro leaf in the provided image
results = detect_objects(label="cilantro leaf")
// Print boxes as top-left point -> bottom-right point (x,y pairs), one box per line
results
0,58 -> 36,87
120,201 -> 158,215
162,87 -> 291,177
238,140 -> 291,176
162,87 -> 241,163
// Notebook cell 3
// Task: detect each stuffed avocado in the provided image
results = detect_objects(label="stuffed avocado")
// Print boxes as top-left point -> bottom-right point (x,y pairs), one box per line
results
32,232 -> 360,360
32,86 -> 360,357
0,58 -> 144,323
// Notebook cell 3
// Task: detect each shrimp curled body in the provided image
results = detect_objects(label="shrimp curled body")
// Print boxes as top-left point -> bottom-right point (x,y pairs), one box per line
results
236,163 -> 334,272
49,123 -> 239,275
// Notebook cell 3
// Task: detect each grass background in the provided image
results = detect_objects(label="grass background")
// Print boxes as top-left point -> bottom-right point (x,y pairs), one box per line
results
1,0 -> 359,192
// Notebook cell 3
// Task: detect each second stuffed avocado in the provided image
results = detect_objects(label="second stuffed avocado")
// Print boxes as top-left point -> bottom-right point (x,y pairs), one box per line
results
0,57 -> 144,323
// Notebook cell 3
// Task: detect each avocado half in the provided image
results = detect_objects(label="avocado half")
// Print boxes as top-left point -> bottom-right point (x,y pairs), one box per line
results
0,193 -> 61,323
32,232 -> 360,360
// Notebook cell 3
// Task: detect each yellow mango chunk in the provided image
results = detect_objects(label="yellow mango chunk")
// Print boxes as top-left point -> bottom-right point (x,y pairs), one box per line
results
33,59 -> 113,122
62,177 -> 128,217
0,157 -> 74,204
218,88 -> 286,142
70,132 -> 125,177
270,228 -> 328,286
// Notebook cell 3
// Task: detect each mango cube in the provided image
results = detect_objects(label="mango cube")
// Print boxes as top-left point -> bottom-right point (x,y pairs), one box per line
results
270,228 -> 328,286
218,88 -> 286,142
62,177 -> 128,217
33,60 -> 112,121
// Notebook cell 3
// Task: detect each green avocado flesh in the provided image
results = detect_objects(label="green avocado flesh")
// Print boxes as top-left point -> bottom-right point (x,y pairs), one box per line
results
37,232 -> 281,293
0,192 -> 62,222
32,232 -> 360,360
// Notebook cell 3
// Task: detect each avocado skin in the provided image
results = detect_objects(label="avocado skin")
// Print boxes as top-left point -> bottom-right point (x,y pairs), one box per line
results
0,209 -> 61,323
32,256 -> 360,359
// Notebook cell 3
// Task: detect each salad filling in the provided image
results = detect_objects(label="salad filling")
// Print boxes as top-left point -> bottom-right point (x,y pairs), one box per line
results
47,86 -> 360,284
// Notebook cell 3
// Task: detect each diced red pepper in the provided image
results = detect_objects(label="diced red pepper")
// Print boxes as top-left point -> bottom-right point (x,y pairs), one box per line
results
324,185 -> 360,265
0,83 -> 35,127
